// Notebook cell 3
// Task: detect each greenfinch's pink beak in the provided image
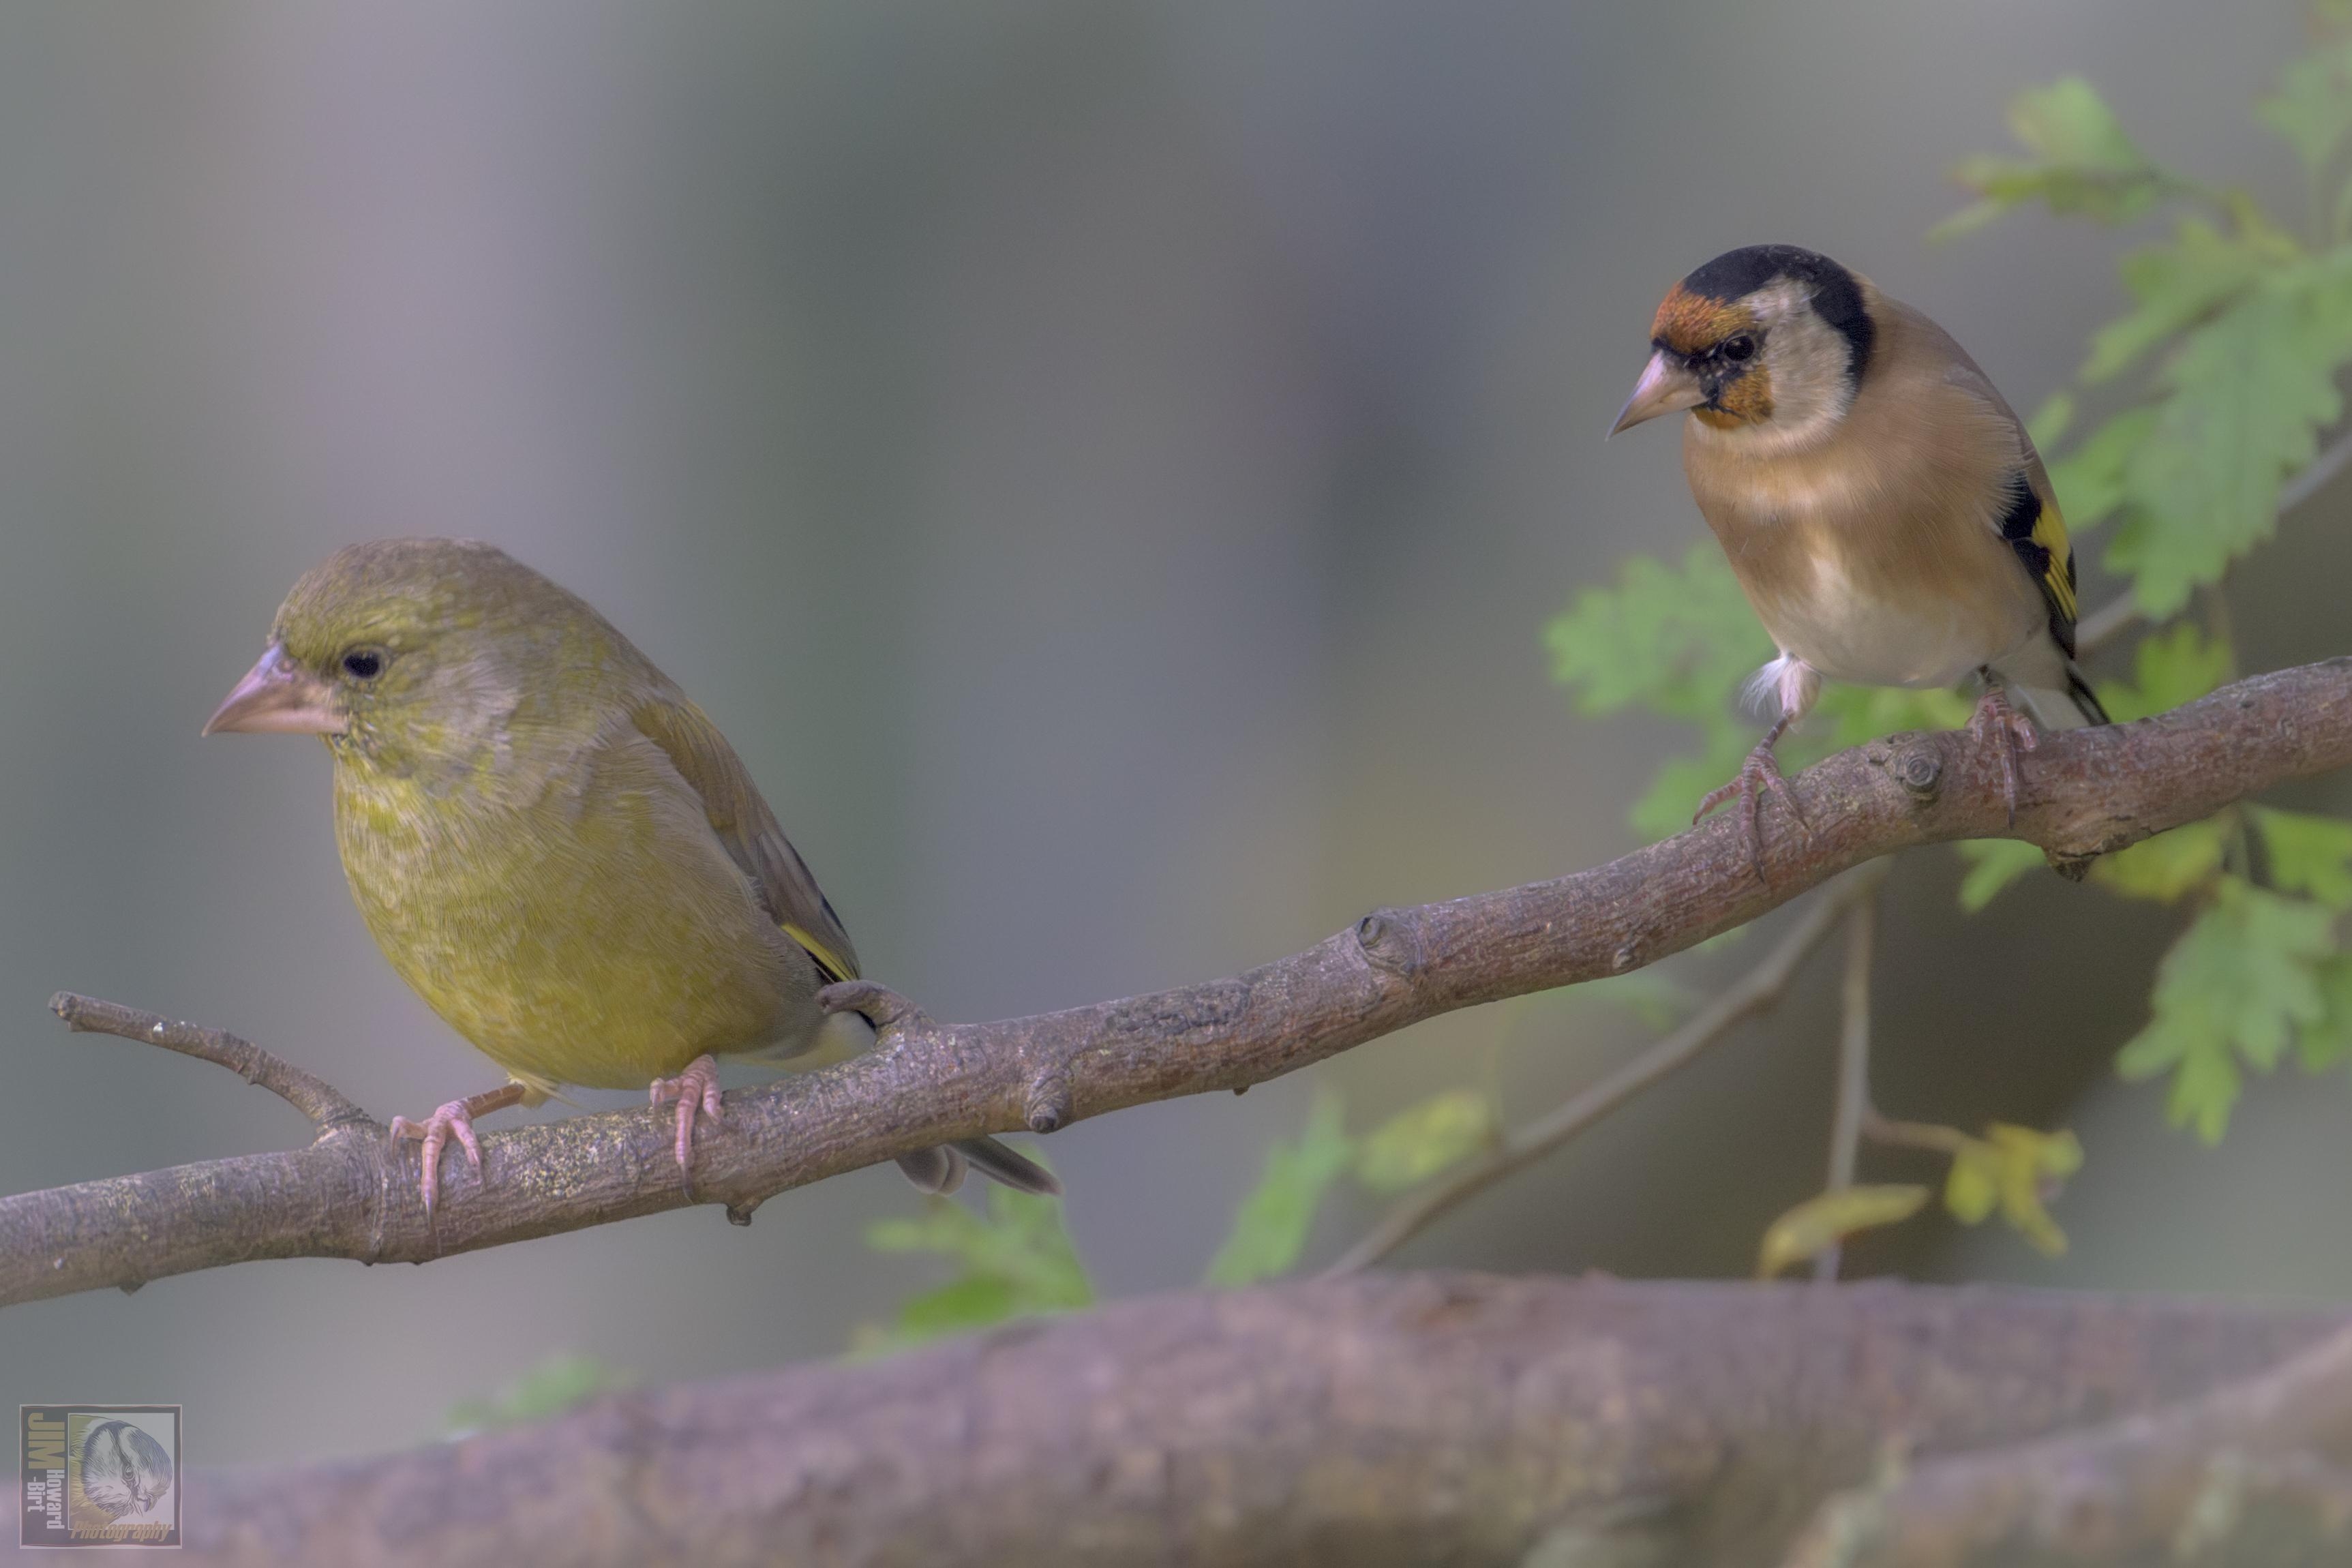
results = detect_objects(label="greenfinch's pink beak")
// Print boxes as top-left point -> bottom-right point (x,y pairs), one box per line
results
202,642 -> 346,736
1609,349 -> 1705,436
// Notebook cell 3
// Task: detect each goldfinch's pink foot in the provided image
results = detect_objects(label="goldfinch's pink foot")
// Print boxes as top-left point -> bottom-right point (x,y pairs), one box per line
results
1967,687 -> 2039,824
1696,738 -> 1812,879
650,1054 -> 724,1192
391,1082 -> 526,1217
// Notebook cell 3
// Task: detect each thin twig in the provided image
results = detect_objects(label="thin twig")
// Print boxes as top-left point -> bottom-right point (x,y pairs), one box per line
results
1813,882 -> 1882,1282
2075,425 -> 2352,659
48,991 -> 374,1134
2075,594 -> 2141,658
1327,861 -> 1895,1276
1860,1110 -> 1971,1156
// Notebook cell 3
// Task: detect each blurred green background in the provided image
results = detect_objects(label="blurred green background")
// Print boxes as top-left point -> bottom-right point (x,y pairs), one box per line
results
0,0 -> 2348,1463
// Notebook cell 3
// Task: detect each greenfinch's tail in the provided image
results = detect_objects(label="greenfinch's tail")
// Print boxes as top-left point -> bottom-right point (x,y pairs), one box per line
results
952,1136 -> 1062,1196
894,1137 -> 1063,1198
889,1133 -> 1058,1194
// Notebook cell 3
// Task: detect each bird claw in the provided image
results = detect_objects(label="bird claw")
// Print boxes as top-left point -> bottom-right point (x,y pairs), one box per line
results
1967,689 -> 2039,824
650,1055 -> 724,1196
390,1098 -> 485,1219
1695,740 -> 1812,880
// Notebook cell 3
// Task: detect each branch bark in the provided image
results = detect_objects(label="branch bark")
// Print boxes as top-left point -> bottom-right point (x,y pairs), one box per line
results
46,1275 -> 2352,1568
4,657 -> 2350,1307
1788,1313 -> 2352,1566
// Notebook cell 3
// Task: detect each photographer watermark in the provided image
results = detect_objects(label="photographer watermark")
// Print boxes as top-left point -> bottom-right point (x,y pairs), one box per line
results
20,1407 -> 179,1549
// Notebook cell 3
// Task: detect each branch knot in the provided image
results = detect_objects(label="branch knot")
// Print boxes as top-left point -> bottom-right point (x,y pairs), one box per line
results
1355,909 -> 1424,978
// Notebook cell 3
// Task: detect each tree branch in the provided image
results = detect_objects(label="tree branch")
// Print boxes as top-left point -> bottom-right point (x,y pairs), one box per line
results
1787,1314 -> 2352,1566
3,658 -> 2349,1307
66,1275 -> 2352,1568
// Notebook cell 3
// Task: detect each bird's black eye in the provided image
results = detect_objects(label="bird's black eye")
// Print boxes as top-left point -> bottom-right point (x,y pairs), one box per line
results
1721,334 -> 1757,363
340,648 -> 385,681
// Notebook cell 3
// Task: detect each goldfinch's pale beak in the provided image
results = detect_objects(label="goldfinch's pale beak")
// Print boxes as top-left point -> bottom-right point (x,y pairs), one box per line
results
202,642 -> 346,736
1609,350 -> 1705,436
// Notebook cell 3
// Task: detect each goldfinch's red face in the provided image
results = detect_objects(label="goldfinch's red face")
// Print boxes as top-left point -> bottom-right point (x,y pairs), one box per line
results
1652,284 -> 1771,426
1611,245 -> 1877,448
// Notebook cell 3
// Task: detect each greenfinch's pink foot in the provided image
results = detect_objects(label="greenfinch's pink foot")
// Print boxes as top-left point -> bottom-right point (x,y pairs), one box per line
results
650,1054 -> 724,1190
391,1082 -> 527,1217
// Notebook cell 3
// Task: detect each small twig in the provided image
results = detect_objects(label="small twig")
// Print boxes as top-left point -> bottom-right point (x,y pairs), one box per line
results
2280,423 -> 2352,515
2075,425 -> 2352,660
48,992 -> 374,1135
1327,862 -> 1895,1276
2075,595 -> 2141,658
1813,881 -> 1882,1282
1860,1110 -> 1970,1156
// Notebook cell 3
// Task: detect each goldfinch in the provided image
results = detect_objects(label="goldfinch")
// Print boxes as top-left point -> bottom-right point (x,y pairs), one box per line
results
1610,244 -> 2107,863
203,539 -> 1059,1211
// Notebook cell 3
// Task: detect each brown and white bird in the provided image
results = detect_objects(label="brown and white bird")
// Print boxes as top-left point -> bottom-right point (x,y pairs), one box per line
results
1610,244 -> 2107,863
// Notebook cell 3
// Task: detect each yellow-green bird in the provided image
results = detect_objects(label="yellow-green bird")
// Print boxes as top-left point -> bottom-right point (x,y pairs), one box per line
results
204,537 -> 1057,1212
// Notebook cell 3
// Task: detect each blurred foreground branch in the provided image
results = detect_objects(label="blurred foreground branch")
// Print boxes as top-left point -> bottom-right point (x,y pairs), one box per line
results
44,1273 -> 2352,1568
1,657 -> 2348,1307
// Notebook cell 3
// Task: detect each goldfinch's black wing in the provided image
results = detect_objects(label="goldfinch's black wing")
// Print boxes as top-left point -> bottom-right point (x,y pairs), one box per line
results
1994,456 -> 2082,659
631,689 -> 862,982
1933,346 -> 2083,659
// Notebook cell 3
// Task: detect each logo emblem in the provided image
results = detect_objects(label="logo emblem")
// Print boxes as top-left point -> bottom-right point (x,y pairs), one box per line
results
20,1407 -> 180,1549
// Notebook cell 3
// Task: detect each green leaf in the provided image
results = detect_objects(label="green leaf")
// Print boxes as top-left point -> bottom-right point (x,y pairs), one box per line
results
2252,806 -> 2352,908
2082,218 -> 2278,383
1547,543 -> 1777,841
859,1166 -> 1093,1353
446,1353 -> 634,1436
1755,1185 -> 1931,1278
891,1276 -> 1023,1340
2098,622 -> 2235,723
1353,1089 -> 1498,1193
2300,953 -> 2352,1070
2259,40 -> 2352,179
1955,839 -> 2050,911
1203,1091 -> 1354,1286
2044,408 -> 2158,532
2115,877 -> 2338,1141
2090,819 -> 2229,903
1545,544 -> 1773,724
2111,269 -> 2352,614
1936,78 -> 2171,236
2026,391 -> 2077,449
1942,1125 -> 2083,1256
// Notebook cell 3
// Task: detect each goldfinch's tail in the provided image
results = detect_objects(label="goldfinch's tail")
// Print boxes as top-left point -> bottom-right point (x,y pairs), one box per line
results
2066,665 -> 2111,725
2011,667 -> 2109,730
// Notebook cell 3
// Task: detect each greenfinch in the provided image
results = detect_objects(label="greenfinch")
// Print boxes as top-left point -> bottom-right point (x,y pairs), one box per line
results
204,538 -> 1057,1211
1611,244 -> 2107,865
